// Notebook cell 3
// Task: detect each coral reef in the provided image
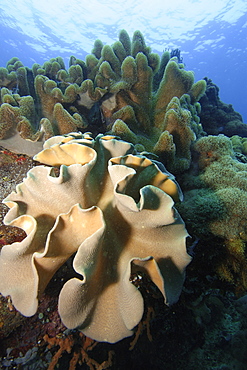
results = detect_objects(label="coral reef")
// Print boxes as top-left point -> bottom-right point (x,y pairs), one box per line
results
88,30 -> 206,173
199,77 -> 246,136
0,29 -> 247,369
0,133 -> 190,343
0,30 -> 206,173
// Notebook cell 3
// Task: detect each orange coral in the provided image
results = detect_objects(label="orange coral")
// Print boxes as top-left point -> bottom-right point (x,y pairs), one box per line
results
43,332 -> 114,370
129,305 -> 154,351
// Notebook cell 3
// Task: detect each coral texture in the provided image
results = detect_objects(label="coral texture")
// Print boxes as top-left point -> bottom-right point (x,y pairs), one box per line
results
177,135 -> 247,289
0,133 -> 190,343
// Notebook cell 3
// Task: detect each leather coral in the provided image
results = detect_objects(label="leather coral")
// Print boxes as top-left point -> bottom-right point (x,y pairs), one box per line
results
0,133 -> 191,343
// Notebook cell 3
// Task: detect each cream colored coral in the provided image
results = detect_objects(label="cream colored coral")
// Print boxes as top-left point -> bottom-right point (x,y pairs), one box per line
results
0,133 -> 190,343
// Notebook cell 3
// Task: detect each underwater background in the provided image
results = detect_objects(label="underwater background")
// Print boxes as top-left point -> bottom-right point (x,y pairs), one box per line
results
0,0 -> 246,123
1,1 -> 247,369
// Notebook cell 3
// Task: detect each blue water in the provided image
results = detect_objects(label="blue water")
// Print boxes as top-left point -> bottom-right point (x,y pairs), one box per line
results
0,0 -> 246,123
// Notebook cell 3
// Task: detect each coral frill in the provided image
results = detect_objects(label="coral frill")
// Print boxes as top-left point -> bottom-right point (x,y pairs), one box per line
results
0,133 -> 190,343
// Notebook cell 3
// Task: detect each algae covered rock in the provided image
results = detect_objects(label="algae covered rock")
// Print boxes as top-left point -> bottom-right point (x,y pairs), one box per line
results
199,77 -> 246,136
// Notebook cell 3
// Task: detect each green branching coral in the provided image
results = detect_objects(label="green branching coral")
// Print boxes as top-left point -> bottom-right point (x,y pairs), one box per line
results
0,57 -> 30,96
0,85 -> 87,155
34,75 -> 87,132
87,30 -> 206,173
0,74 -> 102,154
0,67 -> 17,90
154,96 -> 196,173
0,30 -> 206,168
0,54 -> 107,155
